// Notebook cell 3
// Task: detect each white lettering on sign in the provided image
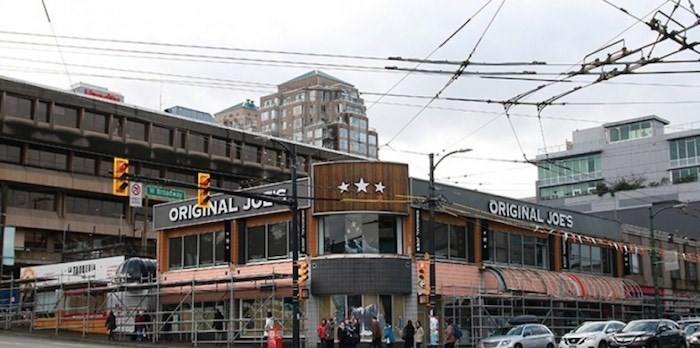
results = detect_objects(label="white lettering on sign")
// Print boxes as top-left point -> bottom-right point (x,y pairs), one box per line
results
488,199 -> 573,229
167,189 -> 288,223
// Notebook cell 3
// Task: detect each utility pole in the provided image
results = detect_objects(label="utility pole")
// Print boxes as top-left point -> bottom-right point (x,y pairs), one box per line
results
290,143 -> 300,348
427,149 -> 471,327
648,202 -> 686,318
0,182 -> 7,279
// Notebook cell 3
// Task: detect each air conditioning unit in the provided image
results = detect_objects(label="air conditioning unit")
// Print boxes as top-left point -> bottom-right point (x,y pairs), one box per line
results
587,187 -> 596,194
572,189 -> 582,196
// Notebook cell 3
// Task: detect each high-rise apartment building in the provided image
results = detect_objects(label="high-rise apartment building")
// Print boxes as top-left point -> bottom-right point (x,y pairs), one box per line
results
214,99 -> 259,132
258,70 -> 378,158
534,115 -> 700,237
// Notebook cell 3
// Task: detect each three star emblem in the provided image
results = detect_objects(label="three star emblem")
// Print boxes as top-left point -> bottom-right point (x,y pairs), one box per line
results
338,177 -> 385,194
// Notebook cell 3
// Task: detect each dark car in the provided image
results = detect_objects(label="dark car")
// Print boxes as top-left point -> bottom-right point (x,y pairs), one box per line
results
684,324 -> 700,348
610,319 -> 686,348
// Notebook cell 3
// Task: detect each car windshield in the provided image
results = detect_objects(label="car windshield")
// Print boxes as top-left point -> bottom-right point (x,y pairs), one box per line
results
685,325 -> 700,335
621,321 -> 657,333
506,326 -> 524,336
491,327 -> 511,336
574,323 -> 606,333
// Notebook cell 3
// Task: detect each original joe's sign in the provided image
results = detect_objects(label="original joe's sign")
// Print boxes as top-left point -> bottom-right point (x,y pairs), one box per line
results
488,199 -> 574,229
152,178 -> 310,230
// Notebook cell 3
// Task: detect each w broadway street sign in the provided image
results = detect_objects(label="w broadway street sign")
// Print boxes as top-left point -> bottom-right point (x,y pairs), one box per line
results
147,185 -> 185,200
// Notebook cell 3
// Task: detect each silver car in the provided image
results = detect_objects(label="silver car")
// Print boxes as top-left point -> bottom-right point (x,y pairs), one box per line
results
479,323 -> 556,348
559,321 -> 626,348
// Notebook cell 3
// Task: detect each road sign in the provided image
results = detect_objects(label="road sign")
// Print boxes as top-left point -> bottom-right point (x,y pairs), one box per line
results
129,182 -> 143,208
146,185 -> 186,200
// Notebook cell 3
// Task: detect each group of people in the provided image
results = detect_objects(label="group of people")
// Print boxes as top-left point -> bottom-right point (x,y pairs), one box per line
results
317,317 -> 361,347
318,316 -> 426,348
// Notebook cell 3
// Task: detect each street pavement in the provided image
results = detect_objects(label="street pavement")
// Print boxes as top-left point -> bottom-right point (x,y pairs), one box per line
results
0,333 -> 120,348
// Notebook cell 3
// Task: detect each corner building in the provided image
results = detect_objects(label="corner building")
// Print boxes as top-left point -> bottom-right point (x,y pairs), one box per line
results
153,161 -> 700,346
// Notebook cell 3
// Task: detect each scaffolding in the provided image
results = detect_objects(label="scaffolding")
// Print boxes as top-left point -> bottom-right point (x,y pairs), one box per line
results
0,270 -> 305,347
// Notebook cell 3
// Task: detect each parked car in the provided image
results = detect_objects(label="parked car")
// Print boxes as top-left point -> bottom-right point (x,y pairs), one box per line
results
560,320 -> 626,348
610,319 -> 686,348
684,324 -> 700,348
478,323 -> 556,348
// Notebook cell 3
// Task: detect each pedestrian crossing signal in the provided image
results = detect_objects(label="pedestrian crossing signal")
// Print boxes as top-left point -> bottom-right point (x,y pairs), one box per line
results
112,157 -> 129,196
417,260 -> 429,296
197,172 -> 211,208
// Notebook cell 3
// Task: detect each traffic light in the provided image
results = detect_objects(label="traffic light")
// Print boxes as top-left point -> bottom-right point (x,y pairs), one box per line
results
112,157 -> 129,196
417,260 -> 429,296
197,172 -> 211,208
298,259 -> 310,299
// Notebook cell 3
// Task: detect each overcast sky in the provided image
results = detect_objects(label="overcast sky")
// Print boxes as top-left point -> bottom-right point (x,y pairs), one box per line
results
1,0 -> 699,199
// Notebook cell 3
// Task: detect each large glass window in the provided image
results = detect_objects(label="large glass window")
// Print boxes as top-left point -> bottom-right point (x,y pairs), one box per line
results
72,154 -> 97,175
1,94 -> 32,119
65,195 -> 124,217
319,214 -> 401,255
539,180 -> 602,200
537,154 -> 602,187
419,220 -> 467,260
189,132 -> 207,152
608,121 -> 652,143
210,137 -> 228,157
53,105 -> 78,128
8,188 -> 55,211
670,136 -> 700,171
169,231 -> 227,270
151,124 -> 171,145
245,222 -> 290,262
26,147 -> 67,171
125,119 -> 147,141
0,143 -> 21,163
567,243 -> 614,275
83,111 -> 107,133
487,231 -> 548,269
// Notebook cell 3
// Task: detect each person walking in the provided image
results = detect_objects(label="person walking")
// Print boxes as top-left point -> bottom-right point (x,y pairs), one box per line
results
415,320 -> 424,348
134,310 -> 146,342
105,310 -> 117,341
403,320 -> 415,348
444,318 -> 456,348
318,318 -> 328,348
370,316 -> 382,348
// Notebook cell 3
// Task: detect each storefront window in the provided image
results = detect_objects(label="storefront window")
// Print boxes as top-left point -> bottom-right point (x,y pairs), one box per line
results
319,214 -> 401,255
245,222 -> 291,262
419,220 -> 467,260
168,231 -> 226,270
487,231 -> 548,269
567,242 -> 613,275
324,294 -> 402,340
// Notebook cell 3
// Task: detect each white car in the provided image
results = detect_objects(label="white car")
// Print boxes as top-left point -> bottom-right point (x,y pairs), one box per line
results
559,321 -> 626,348
479,323 -> 556,348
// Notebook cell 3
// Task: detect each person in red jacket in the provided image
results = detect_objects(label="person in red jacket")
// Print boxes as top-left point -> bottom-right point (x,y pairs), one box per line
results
317,318 -> 328,348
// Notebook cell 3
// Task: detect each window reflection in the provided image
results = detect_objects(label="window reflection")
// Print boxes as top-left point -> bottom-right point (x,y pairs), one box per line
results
320,214 -> 400,255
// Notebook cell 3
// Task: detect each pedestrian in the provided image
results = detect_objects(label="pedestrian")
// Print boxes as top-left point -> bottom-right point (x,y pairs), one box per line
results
338,320 -> 348,347
214,309 -> 225,342
263,311 -> 274,343
134,310 -> 146,342
370,316 -> 382,348
325,317 -> 335,348
444,318 -> 456,348
351,317 -> 361,347
415,320 -> 424,348
403,320 -> 415,348
384,323 -> 396,348
105,310 -> 117,341
318,318 -> 328,348
342,318 -> 355,347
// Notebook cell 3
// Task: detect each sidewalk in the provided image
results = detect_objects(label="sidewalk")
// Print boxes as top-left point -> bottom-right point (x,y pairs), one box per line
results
0,327 -> 294,347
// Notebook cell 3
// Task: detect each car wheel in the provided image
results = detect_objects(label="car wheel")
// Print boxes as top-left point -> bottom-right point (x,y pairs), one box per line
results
598,340 -> 607,348
648,340 -> 659,348
679,341 -> 687,348
514,344 -> 523,348
546,343 -> 554,348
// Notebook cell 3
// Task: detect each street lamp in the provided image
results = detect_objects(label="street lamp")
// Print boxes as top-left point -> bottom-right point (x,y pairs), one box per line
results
648,202 -> 686,318
428,149 -> 472,318
261,137 -> 300,348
